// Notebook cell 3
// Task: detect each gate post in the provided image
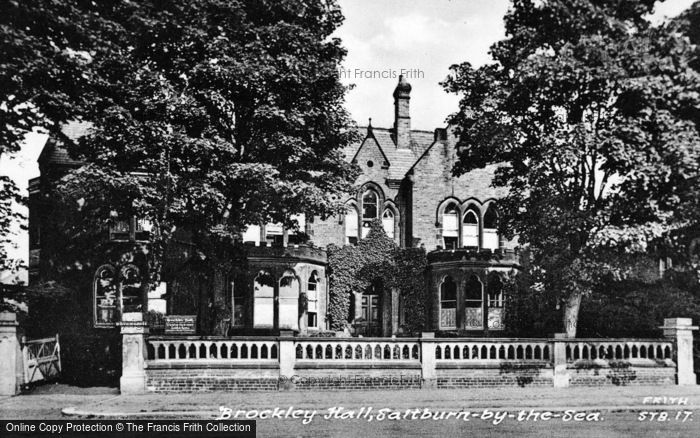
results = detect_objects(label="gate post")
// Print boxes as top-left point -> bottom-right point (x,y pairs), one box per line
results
278,331 -> 295,390
661,318 -> 698,385
552,334 -> 570,388
0,312 -> 21,396
420,332 -> 436,389
118,312 -> 149,394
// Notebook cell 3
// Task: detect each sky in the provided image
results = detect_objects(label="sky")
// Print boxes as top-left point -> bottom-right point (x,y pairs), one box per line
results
0,0 -> 695,283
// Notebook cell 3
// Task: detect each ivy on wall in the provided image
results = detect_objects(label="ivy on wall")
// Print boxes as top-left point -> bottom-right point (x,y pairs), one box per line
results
327,219 -> 429,334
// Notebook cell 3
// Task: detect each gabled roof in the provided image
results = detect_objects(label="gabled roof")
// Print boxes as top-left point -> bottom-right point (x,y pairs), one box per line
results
347,126 -> 437,181
37,121 -> 92,166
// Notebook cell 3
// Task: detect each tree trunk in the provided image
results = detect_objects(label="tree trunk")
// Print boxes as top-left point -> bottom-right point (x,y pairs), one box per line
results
563,292 -> 582,338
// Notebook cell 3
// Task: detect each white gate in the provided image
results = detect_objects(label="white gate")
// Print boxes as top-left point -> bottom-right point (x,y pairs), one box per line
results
21,334 -> 61,385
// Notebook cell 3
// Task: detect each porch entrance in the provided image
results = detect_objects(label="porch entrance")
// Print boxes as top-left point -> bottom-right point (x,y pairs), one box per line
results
359,279 -> 382,336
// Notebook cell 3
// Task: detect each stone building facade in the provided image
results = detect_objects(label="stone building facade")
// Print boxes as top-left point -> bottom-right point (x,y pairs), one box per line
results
29,76 -> 519,337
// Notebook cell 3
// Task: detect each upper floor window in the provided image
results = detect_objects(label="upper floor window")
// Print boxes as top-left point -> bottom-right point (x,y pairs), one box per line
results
345,205 -> 358,245
462,209 -> 479,248
442,204 -> 459,249
362,190 -> 379,220
109,215 -> 152,242
265,222 -> 284,246
483,206 -> 499,250
382,209 -> 395,239
253,271 -> 274,328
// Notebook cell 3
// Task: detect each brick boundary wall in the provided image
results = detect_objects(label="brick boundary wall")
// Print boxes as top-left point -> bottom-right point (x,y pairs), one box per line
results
118,314 -> 697,394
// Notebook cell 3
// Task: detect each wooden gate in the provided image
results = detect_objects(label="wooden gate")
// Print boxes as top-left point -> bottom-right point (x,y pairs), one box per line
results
21,334 -> 61,385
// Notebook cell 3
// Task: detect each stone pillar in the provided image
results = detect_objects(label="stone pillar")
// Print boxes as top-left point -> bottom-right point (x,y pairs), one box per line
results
118,312 -> 149,394
420,332 -> 436,389
661,318 -> 698,385
552,334 -> 570,388
0,312 -> 21,396
391,288 -> 399,335
278,333 -> 295,390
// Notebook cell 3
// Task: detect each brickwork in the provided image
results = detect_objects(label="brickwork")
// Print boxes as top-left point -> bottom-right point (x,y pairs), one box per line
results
437,365 -> 554,388
567,364 -> 676,386
146,368 -> 279,392
291,369 -> 422,391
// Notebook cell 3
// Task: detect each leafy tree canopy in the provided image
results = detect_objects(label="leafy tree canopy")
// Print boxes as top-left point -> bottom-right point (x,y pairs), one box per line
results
443,0 -> 700,335
1,0 -> 360,282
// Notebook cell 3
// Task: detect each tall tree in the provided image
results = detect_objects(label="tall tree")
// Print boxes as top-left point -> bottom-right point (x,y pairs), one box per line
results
1,1 -> 358,290
443,0 -> 700,336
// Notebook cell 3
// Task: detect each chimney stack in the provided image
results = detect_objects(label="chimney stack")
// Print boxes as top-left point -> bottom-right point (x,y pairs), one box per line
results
393,75 -> 412,149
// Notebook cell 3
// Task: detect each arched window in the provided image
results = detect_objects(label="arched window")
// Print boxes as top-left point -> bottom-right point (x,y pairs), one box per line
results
362,190 -> 379,220
464,275 -> 483,329
483,205 -> 499,250
94,265 -> 117,326
442,203 -> 459,249
462,209 -> 479,248
345,204 -> 358,245
362,189 -> 379,238
307,271 -> 319,328
278,270 -> 299,331
439,276 -> 457,329
382,209 -> 395,239
487,274 -> 504,330
120,265 -> 143,314
253,271 -> 274,328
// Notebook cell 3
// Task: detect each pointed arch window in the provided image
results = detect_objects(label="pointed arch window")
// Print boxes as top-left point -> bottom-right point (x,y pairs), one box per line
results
362,190 -> 379,220
483,206 -> 499,250
487,274 -> 504,330
382,209 -> 395,239
279,270 -> 299,331
362,190 -> 379,238
439,276 -> 457,329
464,275 -> 483,329
462,209 -> 479,248
442,203 -> 459,249
94,265 -> 117,326
94,264 -> 144,327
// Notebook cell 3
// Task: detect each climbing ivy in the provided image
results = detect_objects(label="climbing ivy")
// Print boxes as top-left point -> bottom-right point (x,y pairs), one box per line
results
327,219 -> 428,334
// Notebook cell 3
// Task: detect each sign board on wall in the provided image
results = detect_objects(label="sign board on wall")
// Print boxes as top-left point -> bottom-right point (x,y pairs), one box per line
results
164,315 -> 197,334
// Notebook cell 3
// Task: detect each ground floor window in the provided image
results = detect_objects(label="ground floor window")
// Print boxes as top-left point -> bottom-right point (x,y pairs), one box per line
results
487,275 -> 504,330
253,271 -> 274,328
94,264 -> 144,327
307,271 -> 319,328
464,275 -> 483,329
278,270 -> 299,331
439,276 -> 457,329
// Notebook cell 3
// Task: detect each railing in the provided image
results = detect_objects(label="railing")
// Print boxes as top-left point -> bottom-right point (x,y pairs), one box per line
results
435,339 -> 551,361
294,338 -> 420,361
147,337 -> 278,361
146,336 -> 675,364
562,339 -> 673,362
145,336 -> 674,363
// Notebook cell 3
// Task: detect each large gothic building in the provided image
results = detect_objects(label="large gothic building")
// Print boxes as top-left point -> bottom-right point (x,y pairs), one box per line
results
29,76 -> 520,338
